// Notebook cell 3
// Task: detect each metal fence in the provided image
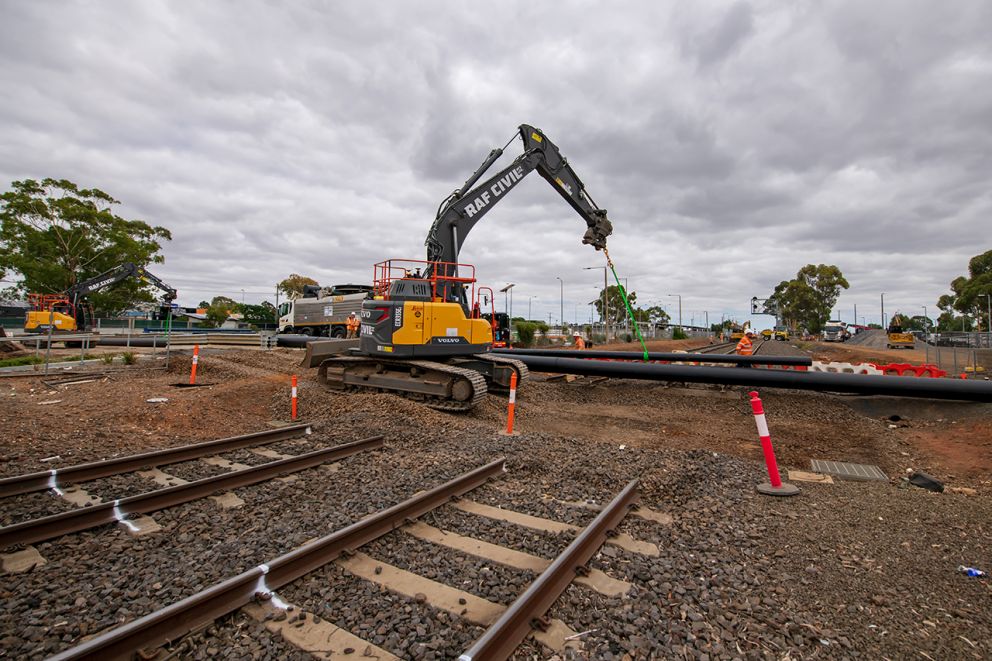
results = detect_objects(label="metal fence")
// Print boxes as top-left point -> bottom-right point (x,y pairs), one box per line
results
0,333 -> 172,376
922,331 -> 992,349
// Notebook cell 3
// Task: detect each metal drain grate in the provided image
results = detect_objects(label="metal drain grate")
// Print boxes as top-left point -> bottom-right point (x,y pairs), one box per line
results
810,459 -> 887,482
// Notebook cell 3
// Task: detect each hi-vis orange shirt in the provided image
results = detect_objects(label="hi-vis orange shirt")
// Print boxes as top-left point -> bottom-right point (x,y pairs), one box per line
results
347,315 -> 360,332
735,335 -> 753,355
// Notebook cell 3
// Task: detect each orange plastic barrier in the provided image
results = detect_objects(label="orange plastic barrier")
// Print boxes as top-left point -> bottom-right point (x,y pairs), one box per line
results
870,363 -> 947,378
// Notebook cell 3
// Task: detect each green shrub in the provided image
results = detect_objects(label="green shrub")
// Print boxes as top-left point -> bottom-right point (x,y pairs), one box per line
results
122,352 -> 137,365
0,355 -> 44,368
514,321 -> 538,347
101,353 -> 116,364
672,328 -> 688,340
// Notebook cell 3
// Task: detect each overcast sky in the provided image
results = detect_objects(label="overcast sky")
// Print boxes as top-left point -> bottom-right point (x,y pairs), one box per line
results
1,1 -> 989,327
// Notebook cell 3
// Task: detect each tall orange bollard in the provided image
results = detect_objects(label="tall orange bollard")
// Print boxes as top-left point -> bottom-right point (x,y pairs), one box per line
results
500,372 -> 519,436
748,390 -> 799,497
291,375 -> 298,420
189,345 -> 200,385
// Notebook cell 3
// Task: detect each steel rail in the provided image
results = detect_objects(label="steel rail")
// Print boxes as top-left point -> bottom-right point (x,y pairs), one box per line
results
459,479 -> 640,661
493,346 -> 809,366
503,355 -> 992,402
0,424 -> 313,498
0,435 -> 383,549
49,457 -> 506,661
694,342 -> 737,355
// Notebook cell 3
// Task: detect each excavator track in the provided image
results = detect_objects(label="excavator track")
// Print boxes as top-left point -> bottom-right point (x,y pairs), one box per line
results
317,356 -> 488,412
470,353 -> 530,392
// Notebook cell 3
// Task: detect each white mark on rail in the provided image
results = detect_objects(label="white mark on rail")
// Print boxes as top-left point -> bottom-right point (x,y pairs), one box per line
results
255,564 -> 289,610
112,499 -> 139,532
48,469 -> 63,497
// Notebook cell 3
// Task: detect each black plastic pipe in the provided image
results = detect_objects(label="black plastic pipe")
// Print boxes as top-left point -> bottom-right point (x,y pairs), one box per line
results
493,347 -> 811,367
511,355 -> 992,402
275,334 -> 319,347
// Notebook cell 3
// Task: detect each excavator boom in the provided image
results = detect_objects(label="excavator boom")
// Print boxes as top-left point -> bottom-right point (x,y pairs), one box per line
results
426,125 -> 612,298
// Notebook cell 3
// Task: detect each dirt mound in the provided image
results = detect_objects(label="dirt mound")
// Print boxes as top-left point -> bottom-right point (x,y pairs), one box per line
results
0,327 -> 28,356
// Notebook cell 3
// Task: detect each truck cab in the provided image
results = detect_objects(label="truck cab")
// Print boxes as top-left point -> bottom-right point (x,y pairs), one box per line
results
278,284 -> 372,336
822,321 -> 848,342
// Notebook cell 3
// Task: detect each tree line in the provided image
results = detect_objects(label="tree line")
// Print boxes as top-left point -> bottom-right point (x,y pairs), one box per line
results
3,178 -> 988,335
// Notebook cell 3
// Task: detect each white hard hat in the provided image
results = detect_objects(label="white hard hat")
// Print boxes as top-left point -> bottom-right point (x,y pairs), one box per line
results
745,328 -> 756,336
573,331 -> 581,336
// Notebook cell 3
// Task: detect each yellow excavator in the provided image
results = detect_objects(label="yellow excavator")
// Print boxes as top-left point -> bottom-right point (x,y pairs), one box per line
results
729,321 -> 750,342
886,316 -> 915,350
312,124 -> 613,411
24,263 -> 176,333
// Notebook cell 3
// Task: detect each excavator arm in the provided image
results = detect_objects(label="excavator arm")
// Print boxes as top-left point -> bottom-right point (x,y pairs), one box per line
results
66,263 -> 177,305
425,124 -> 613,275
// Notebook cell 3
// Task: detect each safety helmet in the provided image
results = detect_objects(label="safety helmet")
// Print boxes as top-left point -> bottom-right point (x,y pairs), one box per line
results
745,329 -> 756,337
573,332 -> 581,337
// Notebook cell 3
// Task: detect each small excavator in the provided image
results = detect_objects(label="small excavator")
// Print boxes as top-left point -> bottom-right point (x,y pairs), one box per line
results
312,124 -> 613,411
24,262 -> 177,333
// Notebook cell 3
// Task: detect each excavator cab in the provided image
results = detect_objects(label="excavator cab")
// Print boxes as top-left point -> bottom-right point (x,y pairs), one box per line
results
359,259 -> 494,358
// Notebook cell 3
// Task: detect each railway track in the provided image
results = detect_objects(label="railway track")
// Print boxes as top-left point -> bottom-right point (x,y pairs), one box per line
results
694,340 -> 766,356
0,412 -> 670,660
0,424 -> 393,546
40,458 -> 660,661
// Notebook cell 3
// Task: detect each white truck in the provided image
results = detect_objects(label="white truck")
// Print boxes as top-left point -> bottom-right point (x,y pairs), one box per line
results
277,284 -> 372,337
822,320 -> 849,342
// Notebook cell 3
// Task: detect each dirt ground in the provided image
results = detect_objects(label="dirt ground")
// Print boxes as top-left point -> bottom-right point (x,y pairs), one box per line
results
1,346 -> 990,659
3,343 -> 989,487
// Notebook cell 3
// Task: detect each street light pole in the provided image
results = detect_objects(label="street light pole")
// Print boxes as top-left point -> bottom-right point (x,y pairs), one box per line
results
528,295 -> 536,320
556,276 -> 563,331
922,305 -> 930,364
500,283 -> 515,318
880,292 -> 885,330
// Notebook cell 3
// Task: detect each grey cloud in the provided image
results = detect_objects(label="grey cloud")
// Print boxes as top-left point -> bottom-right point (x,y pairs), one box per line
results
0,0 -> 989,323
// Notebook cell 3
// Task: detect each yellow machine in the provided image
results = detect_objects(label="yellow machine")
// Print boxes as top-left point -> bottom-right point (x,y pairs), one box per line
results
24,295 -> 83,333
24,263 -> 176,334
886,323 -> 915,349
315,124 -> 614,411
730,321 -> 750,342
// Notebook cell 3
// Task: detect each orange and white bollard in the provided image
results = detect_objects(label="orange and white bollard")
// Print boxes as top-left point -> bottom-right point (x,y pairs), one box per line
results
500,371 -> 519,436
748,391 -> 799,497
189,345 -> 200,385
291,375 -> 298,420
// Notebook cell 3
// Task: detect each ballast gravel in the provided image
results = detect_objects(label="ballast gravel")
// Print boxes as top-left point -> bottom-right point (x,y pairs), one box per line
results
2,347 -> 990,661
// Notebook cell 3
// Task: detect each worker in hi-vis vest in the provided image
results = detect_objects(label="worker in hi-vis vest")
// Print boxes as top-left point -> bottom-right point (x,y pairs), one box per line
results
346,312 -> 361,338
736,328 -> 756,355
